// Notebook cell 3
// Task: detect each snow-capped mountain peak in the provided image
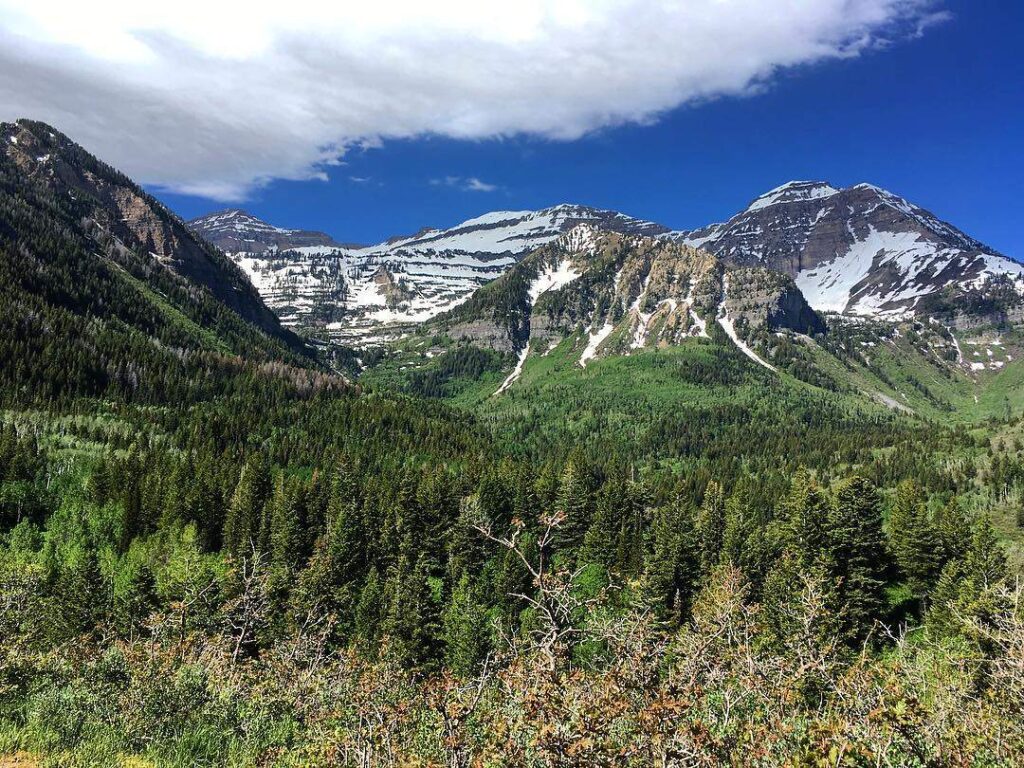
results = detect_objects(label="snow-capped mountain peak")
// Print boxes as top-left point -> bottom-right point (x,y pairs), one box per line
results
192,204 -> 668,342
191,209 -> 340,254
746,180 -> 841,211
676,181 -> 1023,317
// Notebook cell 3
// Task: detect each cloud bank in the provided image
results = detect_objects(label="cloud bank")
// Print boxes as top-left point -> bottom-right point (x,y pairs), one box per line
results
0,1 -> 943,201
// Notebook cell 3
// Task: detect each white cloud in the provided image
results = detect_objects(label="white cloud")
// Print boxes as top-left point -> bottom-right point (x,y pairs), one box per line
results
0,0 -> 943,201
431,175 -> 499,192
464,178 -> 498,193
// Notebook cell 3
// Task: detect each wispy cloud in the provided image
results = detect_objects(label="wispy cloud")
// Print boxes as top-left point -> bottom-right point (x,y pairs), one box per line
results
431,175 -> 499,192
464,177 -> 498,193
0,0 -> 946,201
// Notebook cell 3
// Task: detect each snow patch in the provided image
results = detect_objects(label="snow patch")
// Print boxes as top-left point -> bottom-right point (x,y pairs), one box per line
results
495,345 -> 529,395
718,277 -> 777,372
746,181 -> 840,212
579,321 -> 615,367
529,260 -> 581,303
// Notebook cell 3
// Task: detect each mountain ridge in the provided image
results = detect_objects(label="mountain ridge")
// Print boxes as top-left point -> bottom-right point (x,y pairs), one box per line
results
190,181 -> 1023,345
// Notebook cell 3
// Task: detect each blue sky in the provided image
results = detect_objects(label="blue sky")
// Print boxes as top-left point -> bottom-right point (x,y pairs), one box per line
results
154,0 -> 1021,256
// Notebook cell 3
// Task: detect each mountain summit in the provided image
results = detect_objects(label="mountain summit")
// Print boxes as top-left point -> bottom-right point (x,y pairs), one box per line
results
190,209 -> 341,253
676,181 -> 1023,316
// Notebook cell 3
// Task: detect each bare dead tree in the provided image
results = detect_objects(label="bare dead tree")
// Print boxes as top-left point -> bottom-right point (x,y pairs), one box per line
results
472,504 -> 607,675
222,544 -> 271,663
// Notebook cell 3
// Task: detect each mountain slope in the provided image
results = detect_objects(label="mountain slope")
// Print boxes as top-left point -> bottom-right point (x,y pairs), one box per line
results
3,119 -> 294,342
0,119 -> 313,404
430,226 -> 823,387
675,180 -> 1024,317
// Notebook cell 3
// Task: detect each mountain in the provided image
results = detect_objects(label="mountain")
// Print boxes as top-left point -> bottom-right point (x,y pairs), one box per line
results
0,119 -> 311,404
190,208 -> 342,253
194,205 -> 668,342
3,119 -> 292,342
675,180 -> 1024,317
205,183 -> 1022,345
432,225 -> 822,384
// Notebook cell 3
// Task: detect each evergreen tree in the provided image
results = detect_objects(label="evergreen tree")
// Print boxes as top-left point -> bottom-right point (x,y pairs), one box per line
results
831,476 -> 888,643
782,471 -> 832,575
553,460 -> 592,553
888,480 -> 942,603
53,542 -> 107,640
643,495 -> 699,623
721,491 -> 777,598
580,478 -> 623,570
442,572 -> 490,677
354,565 -> 384,654
223,459 -> 272,558
929,517 -> 1007,641
382,554 -> 440,667
114,558 -> 158,638
935,496 -> 970,563
695,481 -> 726,573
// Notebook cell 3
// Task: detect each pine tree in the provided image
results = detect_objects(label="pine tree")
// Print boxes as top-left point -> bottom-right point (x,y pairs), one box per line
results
887,480 -> 942,603
831,476 -> 888,643
442,572 -> 490,676
929,517 -> 1007,640
643,495 -> 699,623
53,543 -> 107,640
721,491 -> 776,598
580,479 -> 623,570
934,496 -> 970,563
447,498 -> 490,582
553,460 -> 592,553
695,481 -> 726,573
114,558 -> 158,638
382,554 -> 440,667
223,459 -> 272,558
783,471 -> 832,574
354,565 -> 384,654
269,476 -> 307,573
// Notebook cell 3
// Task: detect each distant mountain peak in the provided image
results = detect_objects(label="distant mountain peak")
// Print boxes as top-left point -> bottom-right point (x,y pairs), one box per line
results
677,181 -> 1022,317
195,178 -> 1023,342
746,180 -> 841,211
190,209 -> 340,253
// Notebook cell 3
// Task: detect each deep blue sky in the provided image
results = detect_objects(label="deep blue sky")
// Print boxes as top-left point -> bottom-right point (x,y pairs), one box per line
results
157,0 -> 1023,257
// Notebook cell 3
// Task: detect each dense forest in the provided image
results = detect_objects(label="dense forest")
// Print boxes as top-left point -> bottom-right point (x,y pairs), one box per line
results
2,357 -> 1024,765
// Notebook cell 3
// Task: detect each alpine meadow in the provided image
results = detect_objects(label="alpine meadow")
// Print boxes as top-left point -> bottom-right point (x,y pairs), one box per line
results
2,2 -> 1024,766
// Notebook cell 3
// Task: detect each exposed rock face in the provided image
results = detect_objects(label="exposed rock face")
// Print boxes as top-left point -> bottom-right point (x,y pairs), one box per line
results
190,209 -> 341,253
723,268 -> 825,338
434,226 -> 823,366
1,119 -> 291,343
674,181 -> 1024,317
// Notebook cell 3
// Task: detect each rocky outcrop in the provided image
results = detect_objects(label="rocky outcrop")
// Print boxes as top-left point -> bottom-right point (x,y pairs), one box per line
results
723,268 -> 825,337
434,227 -> 824,366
